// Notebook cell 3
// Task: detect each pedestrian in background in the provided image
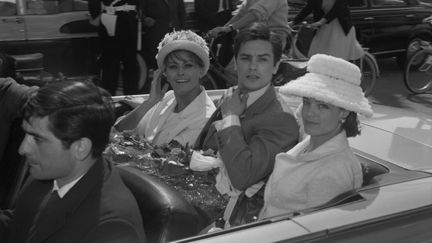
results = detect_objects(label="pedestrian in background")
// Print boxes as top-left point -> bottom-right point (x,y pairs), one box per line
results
208,0 -> 290,49
88,0 -> 143,95
141,0 -> 186,71
291,0 -> 364,60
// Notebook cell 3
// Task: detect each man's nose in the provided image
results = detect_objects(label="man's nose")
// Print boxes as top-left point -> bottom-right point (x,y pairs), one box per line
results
249,60 -> 257,70
18,135 -> 30,156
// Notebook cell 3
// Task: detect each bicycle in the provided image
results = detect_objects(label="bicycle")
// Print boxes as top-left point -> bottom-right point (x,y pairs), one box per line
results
200,31 -> 237,90
275,23 -> 379,97
403,39 -> 432,94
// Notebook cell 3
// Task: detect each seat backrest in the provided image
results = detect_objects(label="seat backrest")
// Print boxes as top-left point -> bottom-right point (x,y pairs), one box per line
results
359,158 -> 389,186
117,166 -> 201,243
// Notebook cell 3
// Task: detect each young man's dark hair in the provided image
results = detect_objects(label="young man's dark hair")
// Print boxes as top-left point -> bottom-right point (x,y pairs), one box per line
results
233,22 -> 283,65
22,80 -> 114,157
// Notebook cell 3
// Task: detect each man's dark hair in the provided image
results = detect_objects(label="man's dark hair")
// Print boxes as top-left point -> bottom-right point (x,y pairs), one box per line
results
22,80 -> 114,157
233,22 -> 283,65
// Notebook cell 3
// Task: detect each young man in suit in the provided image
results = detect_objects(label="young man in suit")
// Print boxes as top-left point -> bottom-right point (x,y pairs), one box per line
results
0,80 -> 146,243
195,22 -> 299,227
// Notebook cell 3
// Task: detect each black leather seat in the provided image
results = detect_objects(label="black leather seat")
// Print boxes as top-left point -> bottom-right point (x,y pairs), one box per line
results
361,160 -> 389,186
117,165 -> 201,243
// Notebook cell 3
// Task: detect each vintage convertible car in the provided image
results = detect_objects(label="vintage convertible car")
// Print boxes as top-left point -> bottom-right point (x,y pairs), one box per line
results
171,90 -> 432,242
109,89 -> 432,242
1,89 -> 432,242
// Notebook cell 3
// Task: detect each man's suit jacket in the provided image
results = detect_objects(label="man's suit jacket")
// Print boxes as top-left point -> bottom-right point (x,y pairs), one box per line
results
3,158 -> 146,243
195,87 -> 299,191
293,0 -> 353,35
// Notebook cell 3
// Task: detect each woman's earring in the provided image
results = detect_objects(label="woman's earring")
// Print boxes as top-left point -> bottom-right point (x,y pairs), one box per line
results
339,118 -> 346,124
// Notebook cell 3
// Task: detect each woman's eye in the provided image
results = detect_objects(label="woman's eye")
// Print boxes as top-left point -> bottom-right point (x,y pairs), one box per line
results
184,63 -> 194,68
318,104 -> 329,109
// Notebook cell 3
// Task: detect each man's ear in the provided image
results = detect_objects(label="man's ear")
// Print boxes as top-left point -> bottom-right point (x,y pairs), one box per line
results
71,138 -> 92,161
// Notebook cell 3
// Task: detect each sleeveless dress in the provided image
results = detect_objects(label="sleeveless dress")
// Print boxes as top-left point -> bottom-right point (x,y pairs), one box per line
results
308,0 -> 364,60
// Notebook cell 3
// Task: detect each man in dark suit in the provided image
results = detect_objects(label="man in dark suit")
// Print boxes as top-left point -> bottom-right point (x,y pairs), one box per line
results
194,23 -> 299,227
140,0 -> 186,70
88,0 -> 143,95
0,80 -> 146,243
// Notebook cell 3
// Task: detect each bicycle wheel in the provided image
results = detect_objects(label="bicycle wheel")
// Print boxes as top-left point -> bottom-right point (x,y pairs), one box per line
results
359,52 -> 377,97
404,49 -> 432,94
201,68 -> 226,90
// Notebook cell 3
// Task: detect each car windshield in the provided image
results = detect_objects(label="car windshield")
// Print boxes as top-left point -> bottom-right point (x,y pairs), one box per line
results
350,114 -> 432,172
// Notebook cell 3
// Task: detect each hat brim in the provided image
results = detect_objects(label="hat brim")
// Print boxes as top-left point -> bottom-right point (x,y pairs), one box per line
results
279,72 -> 373,117
156,40 -> 210,74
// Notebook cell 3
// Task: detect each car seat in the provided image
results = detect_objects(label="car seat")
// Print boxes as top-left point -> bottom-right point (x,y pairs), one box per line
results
117,165 -> 202,243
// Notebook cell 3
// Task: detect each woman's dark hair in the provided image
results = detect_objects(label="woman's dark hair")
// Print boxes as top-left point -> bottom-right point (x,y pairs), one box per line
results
22,80 -> 114,158
164,50 -> 205,69
233,22 -> 283,65
342,112 -> 361,137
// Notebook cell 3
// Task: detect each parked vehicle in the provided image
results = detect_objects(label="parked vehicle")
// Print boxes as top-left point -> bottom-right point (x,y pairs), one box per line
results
0,0 -> 100,76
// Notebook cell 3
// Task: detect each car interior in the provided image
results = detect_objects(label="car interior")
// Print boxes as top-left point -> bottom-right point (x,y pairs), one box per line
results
0,93 -> 393,242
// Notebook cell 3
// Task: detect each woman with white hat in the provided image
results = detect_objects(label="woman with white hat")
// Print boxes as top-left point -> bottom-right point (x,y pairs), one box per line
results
115,30 -> 216,146
259,53 -> 373,219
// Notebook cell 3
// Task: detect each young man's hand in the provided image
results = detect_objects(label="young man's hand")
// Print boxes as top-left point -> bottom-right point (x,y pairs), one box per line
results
221,88 -> 248,117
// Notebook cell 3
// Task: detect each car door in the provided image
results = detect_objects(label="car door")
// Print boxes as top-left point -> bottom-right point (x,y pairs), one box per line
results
367,0 -> 413,55
0,0 -> 25,42
23,0 -> 97,40
18,0 -> 98,75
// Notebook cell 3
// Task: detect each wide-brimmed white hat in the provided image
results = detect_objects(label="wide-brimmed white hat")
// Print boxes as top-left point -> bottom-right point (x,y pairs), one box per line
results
279,54 -> 373,117
156,30 -> 210,74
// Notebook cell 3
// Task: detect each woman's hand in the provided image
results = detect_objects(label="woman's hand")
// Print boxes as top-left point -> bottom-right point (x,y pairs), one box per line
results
310,18 -> 327,30
148,69 -> 169,104
208,26 -> 231,38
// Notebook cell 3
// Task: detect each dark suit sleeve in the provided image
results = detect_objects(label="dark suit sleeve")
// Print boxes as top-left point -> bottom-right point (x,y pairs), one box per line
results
88,0 -> 101,19
0,209 -> 14,242
84,219 -> 146,243
293,0 -> 314,24
178,0 -> 186,28
323,0 -> 348,23
217,112 -> 299,190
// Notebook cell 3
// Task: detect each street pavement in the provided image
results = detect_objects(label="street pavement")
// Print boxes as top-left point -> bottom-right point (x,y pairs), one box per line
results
368,57 -> 432,116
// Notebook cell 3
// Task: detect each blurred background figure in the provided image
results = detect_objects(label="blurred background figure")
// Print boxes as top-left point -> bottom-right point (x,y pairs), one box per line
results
88,0 -> 143,95
141,0 -> 186,71
290,0 -> 364,60
194,0 -> 238,33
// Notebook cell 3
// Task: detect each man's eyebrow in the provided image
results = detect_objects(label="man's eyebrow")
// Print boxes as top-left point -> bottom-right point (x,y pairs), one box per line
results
21,125 -> 46,140
239,53 -> 272,57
